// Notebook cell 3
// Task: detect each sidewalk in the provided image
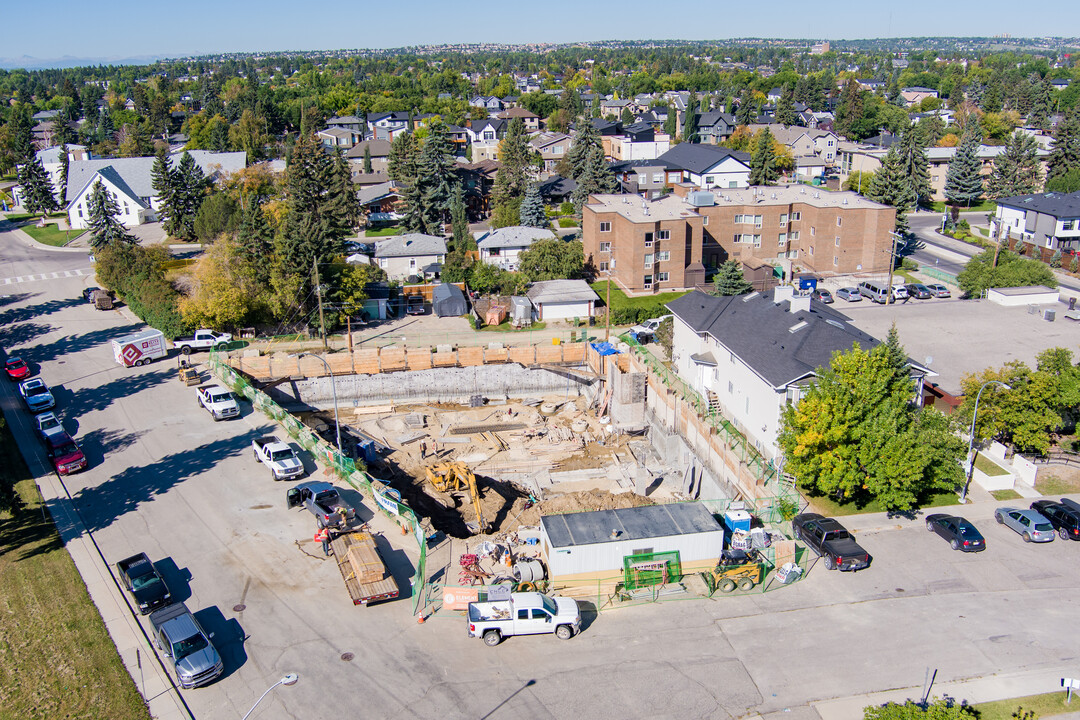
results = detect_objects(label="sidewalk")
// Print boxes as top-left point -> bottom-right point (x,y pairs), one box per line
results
0,216 -> 90,254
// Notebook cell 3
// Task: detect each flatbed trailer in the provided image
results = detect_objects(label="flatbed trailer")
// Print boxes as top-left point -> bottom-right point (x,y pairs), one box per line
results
331,531 -> 399,606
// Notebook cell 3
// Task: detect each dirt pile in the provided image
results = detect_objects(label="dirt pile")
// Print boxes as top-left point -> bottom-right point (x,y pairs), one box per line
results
514,489 -> 655,528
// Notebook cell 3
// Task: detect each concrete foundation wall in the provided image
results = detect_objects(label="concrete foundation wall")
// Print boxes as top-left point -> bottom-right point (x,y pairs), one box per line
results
272,364 -> 599,410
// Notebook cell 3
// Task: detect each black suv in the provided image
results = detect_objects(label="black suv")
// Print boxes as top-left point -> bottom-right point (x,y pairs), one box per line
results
1030,500 -> 1080,541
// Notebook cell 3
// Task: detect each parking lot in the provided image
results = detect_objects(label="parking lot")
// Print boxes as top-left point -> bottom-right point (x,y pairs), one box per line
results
3,240 -> 1080,720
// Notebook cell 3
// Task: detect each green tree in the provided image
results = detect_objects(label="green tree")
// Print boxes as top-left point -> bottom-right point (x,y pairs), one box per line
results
179,233 -> 271,329
1046,167 -> 1080,193
362,144 -> 373,174
944,125 -> 984,208
776,84 -> 796,126
1028,78 -> 1054,131
416,121 -> 458,234
517,238 -> 584,281
450,182 -> 470,250
835,80 -> 865,140
653,316 -> 674,356
986,131 -> 1043,199
166,151 -> 207,241
957,248 -> 1057,298
16,156 -> 59,220
95,242 -> 185,337
151,148 -> 175,233
662,106 -> 678,139
683,91 -> 699,143
749,127 -> 779,186
896,124 -> 932,208
235,201 -> 276,286
57,144 -> 70,207
193,192 -> 239,242
712,260 -> 752,295
86,180 -> 136,249
735,89 -> 756,126
1047,108 -> 1080,184
519,183 -> 547,227
778,341 -> 965,510
867,148 -> 915,232
491,118 -> 533,228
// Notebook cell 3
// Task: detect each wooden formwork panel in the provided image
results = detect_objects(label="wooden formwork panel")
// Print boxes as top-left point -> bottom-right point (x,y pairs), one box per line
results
407,350 -> 433,370
457,347 -> 484,366
562,343 -> 586,363
379,349 -> 407,371
507,347 -> 536,365
234,356 -> 271,380
326,354 -> 354,375
353,349 -> 380,375
535,345 -> 564,364
269,353 -> 300,379
485,348 -> 508,363
298,357 -> 328,377
432,352 -> 457,367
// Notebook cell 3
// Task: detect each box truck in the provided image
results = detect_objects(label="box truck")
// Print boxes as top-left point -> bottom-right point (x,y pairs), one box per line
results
113,329 -> 168,367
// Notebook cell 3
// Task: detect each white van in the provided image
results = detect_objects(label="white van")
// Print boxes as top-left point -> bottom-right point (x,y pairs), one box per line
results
858,280 -> 891,304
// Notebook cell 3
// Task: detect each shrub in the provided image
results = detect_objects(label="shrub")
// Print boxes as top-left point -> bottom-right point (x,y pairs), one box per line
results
1051,249 -> 1063,268
900,257 -> 919,271
559,201 -> 574,215
558,218 -> 578,228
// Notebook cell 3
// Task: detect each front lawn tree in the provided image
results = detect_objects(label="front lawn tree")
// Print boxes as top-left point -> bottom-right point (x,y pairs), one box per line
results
17,155 -> 59,221
777,335 -> 966,511
712,260 -> 752,295
749,127 -> 779,186
986,131 -> 1042,199
957,247 -> 1056,298
517,238 -> 584,282
86,179 -> 136,249
944,125 -> 985,209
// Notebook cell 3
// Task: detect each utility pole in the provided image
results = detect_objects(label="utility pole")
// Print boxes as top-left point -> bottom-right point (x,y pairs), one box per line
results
605,272 -> 611,342
885,231 -> 901,303
313,256 -> 327,351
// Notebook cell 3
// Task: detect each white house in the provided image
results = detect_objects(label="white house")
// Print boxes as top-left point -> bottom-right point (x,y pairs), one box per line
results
665,287 -> 927,458
373,233 -> 447,281
994,190 -> 1080,252
525,279 -> 599,321
476,226 -> 556,271
656,144 -> 751,190
65,151 -> 247,230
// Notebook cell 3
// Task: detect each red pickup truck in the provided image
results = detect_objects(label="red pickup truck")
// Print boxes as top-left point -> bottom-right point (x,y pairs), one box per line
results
43,432 -> 88,475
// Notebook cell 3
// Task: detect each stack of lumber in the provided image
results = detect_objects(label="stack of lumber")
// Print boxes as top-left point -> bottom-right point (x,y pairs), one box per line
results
346,533 -> 385,583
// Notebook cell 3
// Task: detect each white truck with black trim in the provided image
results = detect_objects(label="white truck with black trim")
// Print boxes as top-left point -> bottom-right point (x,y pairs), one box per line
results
173,329 -> 232,355
467,592 -> 580,646
252,436 -> 305,480
196,384 -> 239,421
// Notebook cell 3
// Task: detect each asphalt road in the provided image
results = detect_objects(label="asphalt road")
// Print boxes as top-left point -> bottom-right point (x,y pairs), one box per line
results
3,222 -> 1080,720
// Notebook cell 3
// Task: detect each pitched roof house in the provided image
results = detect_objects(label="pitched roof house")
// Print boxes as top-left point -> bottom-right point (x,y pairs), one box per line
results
373,233 -> 447,280
476,226 -> 557,271
656,144 -> 751,189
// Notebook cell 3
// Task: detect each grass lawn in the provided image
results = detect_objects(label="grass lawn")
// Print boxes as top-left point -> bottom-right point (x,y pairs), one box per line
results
20,221 -> 79,247
590,281 -> 689,310
0,420 -> 150,719
991,489 -> 1022,501
365,227 -> 402,237
974,452 -> 1009,476
805,489 -> 959,517
1036,470 -> 1080,495
928,200 -> 998,214
971,692 -> 1076,720
480,321 -> 548,332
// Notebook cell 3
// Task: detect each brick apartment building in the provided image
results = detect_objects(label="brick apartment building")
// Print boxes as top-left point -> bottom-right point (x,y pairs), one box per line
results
582,185 -> 895,295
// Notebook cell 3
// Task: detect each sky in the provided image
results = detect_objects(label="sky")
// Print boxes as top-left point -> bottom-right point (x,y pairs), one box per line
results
2,0 -> 1079,67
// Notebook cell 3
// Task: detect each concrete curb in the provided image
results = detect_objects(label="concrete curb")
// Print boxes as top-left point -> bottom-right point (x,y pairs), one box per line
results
0,218 -> 93,254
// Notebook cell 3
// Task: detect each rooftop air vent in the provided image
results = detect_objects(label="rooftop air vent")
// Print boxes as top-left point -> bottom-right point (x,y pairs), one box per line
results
825,318 -> 845,329
742,291 -> 760,302
788,320 -> 809,333
688,191 -> 715,207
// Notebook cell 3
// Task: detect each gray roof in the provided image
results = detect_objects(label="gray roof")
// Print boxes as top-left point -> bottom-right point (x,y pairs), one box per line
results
996,190 -> 1080,218
65,151 -> 246,202
91,166 -> 147,209
541,502 -> 722,548
665,289 -> 880,388
526,279 -> 599,305
374,233 -> 446,258
36,145 -> 86,164
657,144 -> 750,175
477,226 -> 555,250
356,181 -> 396,205
345,139 -> 392,159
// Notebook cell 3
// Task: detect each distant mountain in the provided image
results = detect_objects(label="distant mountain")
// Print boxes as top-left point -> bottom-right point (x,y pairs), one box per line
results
0,54 -> 165,70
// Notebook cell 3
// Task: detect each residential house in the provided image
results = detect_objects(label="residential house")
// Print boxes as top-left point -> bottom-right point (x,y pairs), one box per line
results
476,226 -> 557,271
537,175 -> 576,206
855,79 -> 886,92
33,145 -> 91,195
696,111 -> 737,145
529,132 -> 574,173
635,109 -> 667,129
470,96 -> 504,113
357,181 -> 399,215
467,118 -> 508,162
609,159 -> 671,199
445,124 -> 470,155
835,140 -> 888,187
747,124 -> 840,165
327,115 -> 364,133
64,150 -> 246,230
459,160 -> 499,217
590,118 -> 623,136
994,190 -> 1080,253
582,185 -> 895,295
368,112 -> 411,141
600,98 -> 630,118
345,139 -> 392,173
373,234 -> 447,281
927,144 -> 1050,202
766,88 -> 784,104
666,287 -> 910,458
794,155 -> 826,181
497,107 -> 541,131
900,87 -> 939,107
656,144 -> 752,190
317,126 -> 362,149
526,279 -> 599,321
607,124 -> 671,161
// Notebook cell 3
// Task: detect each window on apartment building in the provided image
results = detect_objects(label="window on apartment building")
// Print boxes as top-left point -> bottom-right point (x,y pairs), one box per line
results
657,271 -> 669,282
745,396 -> 750,415
754,215 -> 762,227
599,261 -> 609,272
644,253 -> 653,268
599,241 -> 611,252
728,381 -> 734,394
753,235 -> 761,247
703,216 -> 709,226
835,236 -> 841,246
657,251 -> 670,261
657,230 -> 670,240
810,226 -> 816,236
643,275 -> 653,288
836,216 -> 842,227
734,214 -> 746,224
834,256 -> 839,266
780,213 -> 788,226
791,231 -> 800,241
778,233 -> 787,246
809,245 -> 814,255
791,211 -> 801,221
644,232 -> 653,246
600,222 -> 611,232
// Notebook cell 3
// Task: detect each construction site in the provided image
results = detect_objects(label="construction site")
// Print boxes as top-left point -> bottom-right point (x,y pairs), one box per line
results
228,341 -> 803,610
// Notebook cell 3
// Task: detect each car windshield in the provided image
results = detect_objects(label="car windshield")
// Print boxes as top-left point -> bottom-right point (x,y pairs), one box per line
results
957,523 -> 980,537
56,443 -> 79,457
8,360 -> 25,369
210,392 -> 231,403
1035,522 -> 1053,532
270,449 -> 294,462
173,633 -> 208,661
541,595 -> 557,615
26,385 -> 47,396
131,574 -> 161,592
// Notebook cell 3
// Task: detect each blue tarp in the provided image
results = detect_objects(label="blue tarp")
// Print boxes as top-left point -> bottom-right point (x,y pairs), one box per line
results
590,342 -> 620,356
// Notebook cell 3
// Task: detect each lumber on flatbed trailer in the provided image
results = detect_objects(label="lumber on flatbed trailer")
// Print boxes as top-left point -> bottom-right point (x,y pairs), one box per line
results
331,532 -> 399,606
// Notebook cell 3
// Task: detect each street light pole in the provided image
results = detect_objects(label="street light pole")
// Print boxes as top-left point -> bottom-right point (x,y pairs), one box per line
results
241,673 -> 298,720
299,352 -> 342,456
958,380 -> 1011,504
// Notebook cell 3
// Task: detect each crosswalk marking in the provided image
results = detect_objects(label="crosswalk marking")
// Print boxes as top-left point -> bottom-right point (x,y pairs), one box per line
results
0,267 -> 91,286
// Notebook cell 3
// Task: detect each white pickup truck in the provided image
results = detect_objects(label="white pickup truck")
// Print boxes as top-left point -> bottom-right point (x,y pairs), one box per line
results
173,329 -> 233,355
467,592 -> 580,646
629,315 -> 672,343
196,384 -> 240,421
252,436 -> 305,480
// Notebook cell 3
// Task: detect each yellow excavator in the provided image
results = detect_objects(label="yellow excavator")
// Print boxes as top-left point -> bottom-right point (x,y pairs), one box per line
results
425,461 -> 488,534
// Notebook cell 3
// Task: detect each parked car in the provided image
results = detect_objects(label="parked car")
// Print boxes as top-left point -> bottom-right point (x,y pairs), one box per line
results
812,288 -> 834,304
791,513 -> 871,571
926,284 -> 952,298
42,431 -> 87,475
116,553 -> 172,614
904,283 -> 933,300
252,436 -> 305,480
406,295 -> 426,315
173,329 -> 233,355
19,378 -> 55,413
890,283 -> 908,300
835,287 -> 861,302
34,411 -> 65,443
286,481 -> 356,529
1029,500 -> 1080,541
196,384 -> 240,421
994,507 -> 1055,542
925,514 -> 985,552
4,356 -> 30,381
467,592 -> 580,646
629,315 -> 673,342
149,603 -> 223,689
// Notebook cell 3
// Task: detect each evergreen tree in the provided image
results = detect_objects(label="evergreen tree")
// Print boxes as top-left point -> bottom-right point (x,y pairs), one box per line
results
1028,78 -> 1053,131
749,128 -> 779,186
416,121 -> 457,234
1047,108 -> 1080,184
570,143 -> 618,214
96,107 -> 115,144
712,260 -> 752,295
17,156 -> 58,220
362,144 -> 373,174
683,91 -> 699,143
776,84 -> 797,126
986,131 -> 1043,199
236,201 -> 275,286
735,89 -> 756,126
151,148 -> 175,234
943,125 -> 984,208
387,133 -> 422,232
519,183 -> 547,227
491,118 -> 532,228
663,107 -> 678,139
57,144 -> 70,207
51,117 -> 74,146
86,180 -> 136,249
325,148 -> 359,236
10,104 -> 34,161
896,124 -> 932,208
887,78 -> 902,106
867,148 -> 916,232
835,80 -> 864,140
169,151 -> 207,241
450,182 -> 469,250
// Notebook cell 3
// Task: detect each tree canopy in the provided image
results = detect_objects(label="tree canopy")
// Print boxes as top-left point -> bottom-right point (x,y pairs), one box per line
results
956,247 -> 1057,298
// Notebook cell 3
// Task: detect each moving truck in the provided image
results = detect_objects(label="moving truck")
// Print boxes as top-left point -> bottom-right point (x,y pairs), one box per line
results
113,329 -> 167,367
